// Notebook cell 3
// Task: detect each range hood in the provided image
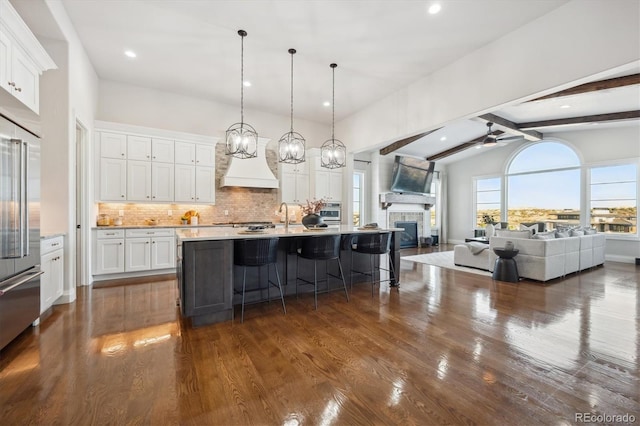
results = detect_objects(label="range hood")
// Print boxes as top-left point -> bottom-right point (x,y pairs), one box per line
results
380,192 -> 435,209
221,139 -> 279,189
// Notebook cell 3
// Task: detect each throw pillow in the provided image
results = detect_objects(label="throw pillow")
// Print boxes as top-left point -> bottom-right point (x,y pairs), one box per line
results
533,232 -> 555,240
570,229 -> 585,236
584,228 -> 597,235
495,229 -> 532,239
519,223 -> 538,235
554,230 -> 570,238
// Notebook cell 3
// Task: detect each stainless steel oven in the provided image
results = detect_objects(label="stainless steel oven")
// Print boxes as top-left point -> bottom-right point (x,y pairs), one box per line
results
319,202 -> 341,224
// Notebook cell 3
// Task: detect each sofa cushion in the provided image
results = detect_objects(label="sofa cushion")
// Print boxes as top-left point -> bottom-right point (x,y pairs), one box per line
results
533,231 -> 555,240
555,230 -> 570,238
570,229 -> 585,236
495,229 -> 532,239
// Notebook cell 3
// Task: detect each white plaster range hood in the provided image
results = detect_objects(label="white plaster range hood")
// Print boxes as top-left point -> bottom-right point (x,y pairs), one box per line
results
220,139 -> 279,189
380,192 -> 435,209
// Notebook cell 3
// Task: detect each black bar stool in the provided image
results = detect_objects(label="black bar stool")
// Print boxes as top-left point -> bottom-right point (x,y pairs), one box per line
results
234,238 -> 286,322
296,234 -> 349,309
350,232 -> 396,296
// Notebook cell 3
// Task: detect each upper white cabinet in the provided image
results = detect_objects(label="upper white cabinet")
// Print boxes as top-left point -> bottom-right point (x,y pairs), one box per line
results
309,152 -> 343,202
0,0 -> 56,114
96,123 -> 217,204
280,161 -> 309,204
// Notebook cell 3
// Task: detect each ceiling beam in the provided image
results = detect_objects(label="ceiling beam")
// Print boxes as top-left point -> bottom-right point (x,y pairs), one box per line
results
519,110 -> 640,129
379,128 -> 441,156
478,113 -> 543,141
426,132 -> 503,161
528,73 -> 640,102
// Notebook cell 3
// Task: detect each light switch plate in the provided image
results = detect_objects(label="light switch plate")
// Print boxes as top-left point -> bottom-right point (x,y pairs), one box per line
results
118,210 -> 124,217
167,210 -> 173,216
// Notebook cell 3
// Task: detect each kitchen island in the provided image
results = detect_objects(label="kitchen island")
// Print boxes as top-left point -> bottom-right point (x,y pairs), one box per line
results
176,225 -> 402,326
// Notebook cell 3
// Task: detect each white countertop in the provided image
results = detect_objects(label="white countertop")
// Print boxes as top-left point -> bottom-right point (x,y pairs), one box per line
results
176,225 -> 402,242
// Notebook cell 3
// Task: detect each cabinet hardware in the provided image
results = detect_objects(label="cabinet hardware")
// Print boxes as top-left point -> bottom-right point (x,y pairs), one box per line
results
15,87 -> 21,92
8,81 -> 15,87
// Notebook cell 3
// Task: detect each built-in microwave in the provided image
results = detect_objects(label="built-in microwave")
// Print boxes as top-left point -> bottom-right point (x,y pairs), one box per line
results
319,202 -> 341,223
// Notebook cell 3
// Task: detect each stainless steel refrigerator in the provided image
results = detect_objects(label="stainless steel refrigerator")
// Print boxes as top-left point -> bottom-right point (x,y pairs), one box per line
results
0,113 -> 42,351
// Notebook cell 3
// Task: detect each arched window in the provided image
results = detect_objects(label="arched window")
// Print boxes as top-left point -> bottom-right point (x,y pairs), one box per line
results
506,142 -> 581,230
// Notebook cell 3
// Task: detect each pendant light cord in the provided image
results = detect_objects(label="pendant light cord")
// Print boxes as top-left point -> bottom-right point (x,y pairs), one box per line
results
331,64 -> 337,140
290,50 -> 294,132
240,31 -> 245,126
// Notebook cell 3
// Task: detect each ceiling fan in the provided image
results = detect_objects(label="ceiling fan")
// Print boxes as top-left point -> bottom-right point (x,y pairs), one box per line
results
481,122 -> 522,147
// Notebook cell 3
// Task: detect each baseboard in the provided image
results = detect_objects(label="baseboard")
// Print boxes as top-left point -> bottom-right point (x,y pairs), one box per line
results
605,254 -> 636,264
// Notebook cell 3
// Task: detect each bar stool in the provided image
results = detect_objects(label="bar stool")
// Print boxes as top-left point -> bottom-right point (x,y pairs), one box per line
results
234,238 -> 286,322
296,234 -> 349,309
351,232 -> 396,296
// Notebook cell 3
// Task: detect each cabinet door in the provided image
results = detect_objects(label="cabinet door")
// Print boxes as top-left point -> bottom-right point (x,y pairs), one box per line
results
295,173 -> 310,203
152,138 -> 174,163
195,144 -> 215,167
329,171 -> 342,201
174,165 -> 195,202
127,160 -> 152,201
195,166 -> 215,203
127,135 -> 152,160
10,46 -> 39,112
125,238 -> 151,272
52,249 -> 64,301
151,236 -> 176,270
280,170 -> 297,203
314,170 -> 330,200
100,158 -> 127,201
152,162 -> 174,202
40,251 -> 55,313
100,132 -> 127,159
175,141 -> 196,165
0,32 -> 12,94
95,239 -> 125,274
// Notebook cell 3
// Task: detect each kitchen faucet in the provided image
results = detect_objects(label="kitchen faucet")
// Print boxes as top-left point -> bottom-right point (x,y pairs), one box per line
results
279,202 -> 289,230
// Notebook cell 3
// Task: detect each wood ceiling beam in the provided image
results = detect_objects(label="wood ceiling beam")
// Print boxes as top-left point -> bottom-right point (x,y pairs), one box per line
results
518,110 -> 640,130
528,73 -> 640,102
379,128 -> 441,156
478,113 -> 543,141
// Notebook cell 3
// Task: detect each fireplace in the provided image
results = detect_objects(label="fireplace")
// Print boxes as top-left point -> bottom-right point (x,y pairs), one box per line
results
395,221 -> 418,248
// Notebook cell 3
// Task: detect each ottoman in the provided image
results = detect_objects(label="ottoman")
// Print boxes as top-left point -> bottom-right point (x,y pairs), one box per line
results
454,243 -> 491,270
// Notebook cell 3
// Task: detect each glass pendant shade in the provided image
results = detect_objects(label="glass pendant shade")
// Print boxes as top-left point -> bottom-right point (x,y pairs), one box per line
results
279,48 -> 305,164
225,29 -> 258,159
321,63 -> 346,169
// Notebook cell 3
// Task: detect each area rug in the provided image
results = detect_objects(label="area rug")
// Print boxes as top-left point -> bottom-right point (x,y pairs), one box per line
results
402,251 -> 492,276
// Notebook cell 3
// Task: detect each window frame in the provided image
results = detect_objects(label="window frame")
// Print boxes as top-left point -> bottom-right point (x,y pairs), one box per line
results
473,174 -> 502,229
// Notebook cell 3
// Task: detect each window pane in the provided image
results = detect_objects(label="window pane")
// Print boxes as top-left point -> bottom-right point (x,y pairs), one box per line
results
477,177 -> 500,191
590,164 -> 637,234
508,169 -> 580,229
477,191 -> 500,204
509,142 -> 580,174
475,176 -> 501,228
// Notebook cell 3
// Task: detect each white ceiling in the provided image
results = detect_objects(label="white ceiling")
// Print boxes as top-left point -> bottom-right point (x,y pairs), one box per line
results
53,0 -> 571,125
12,0 -> 639,164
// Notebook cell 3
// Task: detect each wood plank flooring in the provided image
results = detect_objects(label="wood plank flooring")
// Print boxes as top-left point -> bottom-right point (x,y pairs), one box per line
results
1,245 -> 638,425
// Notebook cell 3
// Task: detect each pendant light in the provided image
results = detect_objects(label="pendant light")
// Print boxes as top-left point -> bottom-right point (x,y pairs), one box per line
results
320,63 -> 346,169
278,48 -> 305,164
225,29 -> 258,159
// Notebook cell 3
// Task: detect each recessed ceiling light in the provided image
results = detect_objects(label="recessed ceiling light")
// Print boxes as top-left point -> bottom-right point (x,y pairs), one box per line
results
243,81 -> 251,87
323,101 -> 331,107
560,104 -> 571,109
428,3 -> 442,14
440,136 -> 447,141
475,145 -> 482,149
124,50 -> 136,58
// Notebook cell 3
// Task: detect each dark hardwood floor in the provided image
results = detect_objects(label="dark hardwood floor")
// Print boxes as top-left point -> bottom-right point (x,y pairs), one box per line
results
1,244 -> 638,425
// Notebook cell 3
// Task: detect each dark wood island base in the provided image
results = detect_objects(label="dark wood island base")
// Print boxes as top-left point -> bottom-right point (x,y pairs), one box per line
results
176,226 -> 402,326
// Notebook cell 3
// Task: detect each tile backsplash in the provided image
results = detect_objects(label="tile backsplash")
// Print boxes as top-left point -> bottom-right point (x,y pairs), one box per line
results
97,144 -> 303,226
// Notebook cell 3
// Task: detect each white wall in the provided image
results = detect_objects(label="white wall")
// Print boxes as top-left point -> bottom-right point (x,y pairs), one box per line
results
338,0 -> 640,154
446,125 -> 640,262
97,80 -> 330,149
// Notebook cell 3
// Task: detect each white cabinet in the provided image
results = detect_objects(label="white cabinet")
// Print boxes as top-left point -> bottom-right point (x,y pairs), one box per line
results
127,135 -> 151,160
97,128 -> 215,204
40,236 -> 64,314
0,0 -> 56,114
100,132 -> 127,159
311,157 -> 342,202
152,138 -> 174,163
125,229 -> 175,272
95,229 -> 125,275
280,162 -> 309,204
100,158 -> 127,201
127,160 -> 152,201
152,162 -> 174,201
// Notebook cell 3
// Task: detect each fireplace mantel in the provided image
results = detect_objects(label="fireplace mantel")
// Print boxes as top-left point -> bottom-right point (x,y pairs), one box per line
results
379,192 -> 435,210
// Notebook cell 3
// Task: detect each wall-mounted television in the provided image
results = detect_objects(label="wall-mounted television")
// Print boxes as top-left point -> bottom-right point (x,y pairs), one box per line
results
390,155 -> 435,194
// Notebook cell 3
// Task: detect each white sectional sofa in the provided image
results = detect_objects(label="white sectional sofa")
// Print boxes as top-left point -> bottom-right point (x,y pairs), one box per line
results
454,231 -> 606,282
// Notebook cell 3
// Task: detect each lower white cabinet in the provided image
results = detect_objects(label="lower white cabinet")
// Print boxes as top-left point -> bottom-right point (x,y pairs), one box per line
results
40,236 -> 64,314
95,228 -> 176,277
95,229 -> 125,274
